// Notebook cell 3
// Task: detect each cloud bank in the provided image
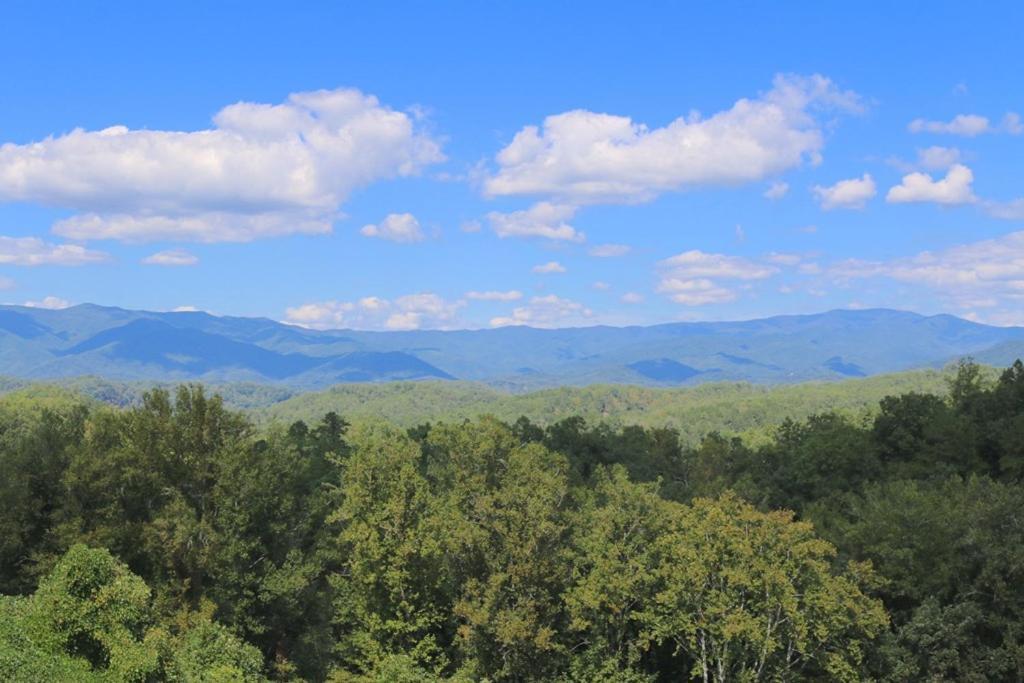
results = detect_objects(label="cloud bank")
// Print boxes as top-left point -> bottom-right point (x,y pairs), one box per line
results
0,88 -> 444,243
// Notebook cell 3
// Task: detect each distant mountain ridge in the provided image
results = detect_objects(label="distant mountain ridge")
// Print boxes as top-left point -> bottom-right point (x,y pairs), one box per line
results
0,304 -> 1021,389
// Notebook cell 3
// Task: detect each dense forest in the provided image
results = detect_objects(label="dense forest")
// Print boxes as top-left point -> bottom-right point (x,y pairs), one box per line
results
0,366 -> 959,445
2,359 -> 1023,681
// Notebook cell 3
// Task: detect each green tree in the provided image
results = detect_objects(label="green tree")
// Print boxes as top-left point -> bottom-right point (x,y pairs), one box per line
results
329,424 -> 452,675
426,419 -> 574,680
641,493 -> 887,682
564,466 -> 672,680
3,544 -> 160,681
162,616 -> 265,682
817,476 -> 1024,681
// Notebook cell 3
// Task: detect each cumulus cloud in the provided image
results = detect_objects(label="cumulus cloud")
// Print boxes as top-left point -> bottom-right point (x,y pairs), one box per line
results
656,250 -> 778,307
384,293 -> 463,330
656,278 -> 737,306
141,248 -> 198,266
829,230 -> 1024,322
1004,112 -> 1024,135
0,88 -> 443,243
908,114 -> 990,136
490,294 -> 592,327
592,281 -> 611,290
812,173 -> 876,210
283,292 -> 464,330
763,180 -> 789,200
0,236 -> 109,266
284,301 -> 355,329
487,202 -> 584,242
588,243 -> 631,257
985,199 -> 1024,220
916,146 -> 962,171
907,112 -> 1022,137
886,164 -> 976,205
465,290 -> 523,301
766,252 -> 803,266
484,74 -> 861,205
360,212 -> 425,242
24,296 -> 71,309
658,250 -> 778,280
620,292 -> 644,304
533,261 -> 566,274
53,210 -> 331,243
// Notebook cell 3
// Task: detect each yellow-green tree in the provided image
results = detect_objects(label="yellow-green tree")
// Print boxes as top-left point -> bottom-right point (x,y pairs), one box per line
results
564,466 -> 672,680
641,493 -> 887,682
330,424 -> 452,675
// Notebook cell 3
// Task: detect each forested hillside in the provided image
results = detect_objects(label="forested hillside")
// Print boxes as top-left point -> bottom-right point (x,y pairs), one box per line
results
3,359 -> 1024,681
254,368 -> 958,443
0,366 -> 962,446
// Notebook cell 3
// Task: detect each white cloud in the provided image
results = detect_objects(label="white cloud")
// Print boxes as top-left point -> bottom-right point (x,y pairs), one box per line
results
908,114 -> 990,136
798,262 -> 822,275
916,146 -> 962,171
906,113 -> 1022,137
487,202 -> 584,242
383,312 -> 422,330
763,180 -> 789,200
484,74 -> 861,205
766,252 -> 803,266
358,296 -> 388,310
385,293 -> 462,330
812,173 -> 876,210
533,261 -> 566,274
886,163 -> 976,205
24,296 -> 71,309
53,210 -> 332,243
465,290 -> 523,301
985,199 -> 1024,220
620,292 -> 644,304
141,248 -> 198,266
360,213 -> 425,243
172,305 -> 200,312
0,236 -> 109,266
656,278 -> 736,306
656,250 -> 777,307
0,88 -> 443,243
460,219 -> 482,233
658,250 -> 777,280
490,294 -> 592,327
1003,112 -> 1024,135
592,281 -> 611,290
829,230 -> 1024,323
284,300 -> 355,329
588,243 -> 631,257
284,292 -> 464,331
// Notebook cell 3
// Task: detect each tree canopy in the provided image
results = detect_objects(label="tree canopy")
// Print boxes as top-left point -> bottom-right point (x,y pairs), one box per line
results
2,361 -> 1024,680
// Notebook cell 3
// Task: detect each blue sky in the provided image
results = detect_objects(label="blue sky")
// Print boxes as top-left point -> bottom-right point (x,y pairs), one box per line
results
1,1 -> 1023,329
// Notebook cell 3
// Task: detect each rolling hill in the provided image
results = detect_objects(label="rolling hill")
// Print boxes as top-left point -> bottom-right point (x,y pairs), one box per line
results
0,367 -> 970,446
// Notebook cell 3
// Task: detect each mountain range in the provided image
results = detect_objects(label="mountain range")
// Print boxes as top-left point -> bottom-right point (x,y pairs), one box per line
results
0,304 -> 1022,390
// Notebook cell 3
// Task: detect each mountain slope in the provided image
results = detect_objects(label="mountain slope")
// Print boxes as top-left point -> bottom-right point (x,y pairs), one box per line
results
0,304 -> 1021,388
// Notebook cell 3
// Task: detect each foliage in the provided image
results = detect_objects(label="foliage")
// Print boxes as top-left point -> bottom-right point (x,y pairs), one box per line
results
1,359 -> 1023,680
256,369 -> 958,444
